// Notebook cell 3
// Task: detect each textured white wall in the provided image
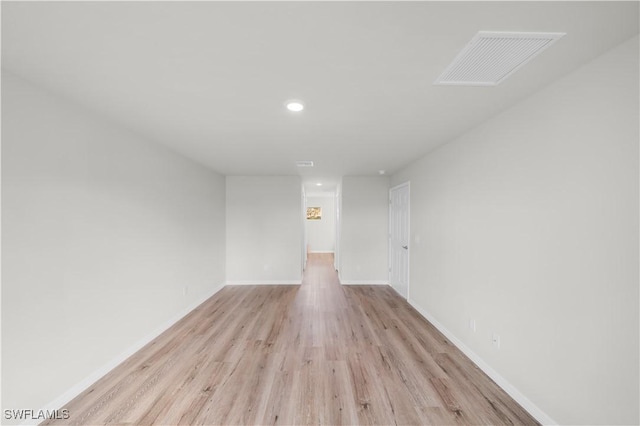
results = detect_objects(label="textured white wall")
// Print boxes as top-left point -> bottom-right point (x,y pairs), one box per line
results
1,72 -> 227,419
391,36 -> 639,425
339,176 -> 390,284
225,176 -> 303,284
305,195 -> 336,253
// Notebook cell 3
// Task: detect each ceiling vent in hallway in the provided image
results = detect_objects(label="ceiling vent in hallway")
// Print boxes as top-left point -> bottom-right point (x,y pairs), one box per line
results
296,160 -> 314,167
434,31 -> 566,86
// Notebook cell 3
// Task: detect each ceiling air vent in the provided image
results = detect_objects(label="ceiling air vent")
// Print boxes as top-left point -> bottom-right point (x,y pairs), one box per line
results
434,31 -> 565,86
296,160 -> 314,167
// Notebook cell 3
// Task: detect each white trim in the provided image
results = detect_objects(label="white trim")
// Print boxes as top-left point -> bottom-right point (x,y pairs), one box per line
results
407,297 -> 557,426
31,282 -> 226,426
340,280 -> 390,286
225,280 -> 302,285
389,181 -> 411,191
308,250 -> 335,254
302,185 -> 307,276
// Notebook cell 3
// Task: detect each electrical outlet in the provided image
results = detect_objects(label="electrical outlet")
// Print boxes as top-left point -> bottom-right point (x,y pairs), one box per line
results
469,319 -> 476,332
492,333 -> 501,348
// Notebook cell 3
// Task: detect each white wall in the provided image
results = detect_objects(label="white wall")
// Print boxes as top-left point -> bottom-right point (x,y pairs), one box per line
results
391,35 -> 639,425
226,176 -> 302,284
339,176 -> 389,284
305,195 -> 336,253
1,72 -> 227,420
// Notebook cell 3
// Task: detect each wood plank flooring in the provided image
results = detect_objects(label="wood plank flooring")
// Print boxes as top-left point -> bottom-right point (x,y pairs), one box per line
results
44,254 -> 539,425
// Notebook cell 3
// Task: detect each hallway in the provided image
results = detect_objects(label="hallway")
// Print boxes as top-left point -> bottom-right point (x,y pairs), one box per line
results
45,254 -> 537,425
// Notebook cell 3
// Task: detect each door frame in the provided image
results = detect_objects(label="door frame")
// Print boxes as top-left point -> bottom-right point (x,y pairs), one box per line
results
302,185 -> 307,272
389,181 -> 410,300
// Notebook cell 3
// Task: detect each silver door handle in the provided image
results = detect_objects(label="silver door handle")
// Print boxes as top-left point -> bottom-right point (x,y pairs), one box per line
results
402,245 -> 408,249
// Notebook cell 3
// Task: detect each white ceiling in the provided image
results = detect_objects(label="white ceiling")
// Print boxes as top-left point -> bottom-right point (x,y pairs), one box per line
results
2,1 -> 638,188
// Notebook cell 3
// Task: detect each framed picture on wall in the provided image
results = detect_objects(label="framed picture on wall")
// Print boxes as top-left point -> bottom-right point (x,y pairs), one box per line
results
307,207 -> 322,220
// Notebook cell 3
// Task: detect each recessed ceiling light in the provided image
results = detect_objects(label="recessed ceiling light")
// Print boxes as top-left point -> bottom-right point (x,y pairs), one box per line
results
316,183 -> 323,186
379,170 -> 386,175
286,101 -> 304,112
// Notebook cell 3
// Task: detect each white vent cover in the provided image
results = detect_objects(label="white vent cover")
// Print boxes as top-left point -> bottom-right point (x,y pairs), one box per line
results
296,160 -> 314,167
434,31 -> 565,86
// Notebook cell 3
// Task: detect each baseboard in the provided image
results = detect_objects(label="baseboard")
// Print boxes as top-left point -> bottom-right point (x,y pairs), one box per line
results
225,280 -> 302,285
407,297 -> 557,426
30,282 -> 226,426
340,280 -> 390,285
308,251 -> 335,254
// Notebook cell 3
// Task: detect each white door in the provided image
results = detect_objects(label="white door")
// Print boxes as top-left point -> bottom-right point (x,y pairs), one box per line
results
389,182 -> 410,299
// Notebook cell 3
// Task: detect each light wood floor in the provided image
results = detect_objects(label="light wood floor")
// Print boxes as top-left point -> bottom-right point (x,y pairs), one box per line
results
44,254 -> 538,425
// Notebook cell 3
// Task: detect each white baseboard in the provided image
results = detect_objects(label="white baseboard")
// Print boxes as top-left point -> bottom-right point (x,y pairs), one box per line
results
340,280 -> 390,285
407,297 -> 557,426
225,280 -> 301,285
30,282 -> 226,426
308,251 -> 335,254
